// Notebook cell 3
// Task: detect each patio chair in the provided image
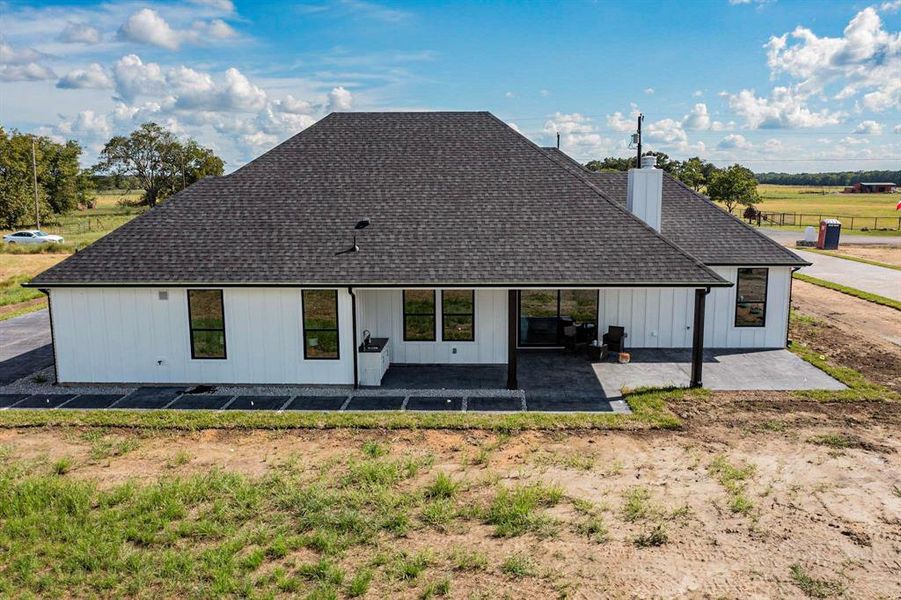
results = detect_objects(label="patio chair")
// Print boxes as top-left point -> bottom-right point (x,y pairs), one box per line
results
603,326 -> 626,354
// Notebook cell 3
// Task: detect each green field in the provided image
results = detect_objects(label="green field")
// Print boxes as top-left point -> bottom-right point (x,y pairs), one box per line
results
755,184 -> 900,231
0,190 -> 146,249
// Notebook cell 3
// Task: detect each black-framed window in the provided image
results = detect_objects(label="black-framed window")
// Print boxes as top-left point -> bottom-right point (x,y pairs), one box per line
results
303,290 -> 340,359
442,290 -> 475,341
519,290 -> 599,346
403,290 -> 436,341
735,268 -> 768,328
187,289 -> 226,359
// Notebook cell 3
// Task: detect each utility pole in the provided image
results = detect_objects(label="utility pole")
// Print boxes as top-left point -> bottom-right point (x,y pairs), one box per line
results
31,137 -> 40,229
636,113 -> 644,167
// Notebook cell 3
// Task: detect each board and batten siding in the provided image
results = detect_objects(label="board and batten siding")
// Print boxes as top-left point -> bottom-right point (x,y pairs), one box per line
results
355,289 -> 507,364
597,267 -> 792,349
49,287 -> 355,384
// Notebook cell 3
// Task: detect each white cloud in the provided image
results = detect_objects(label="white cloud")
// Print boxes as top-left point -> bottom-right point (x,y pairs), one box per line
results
58,22 -> 102,44
692,90 -> 703,97
852,120 -> 883,135
644,87 -> 655,95
717,134 -> 753,150
894,124 -> 901,133
504,91 -> 515,98
765,8 -> 900,110
243,131 -> 278,147
118,8 -> 237,50
646,118 -> 687,145
119,9 -> 183,50
880,0 -> 901,13
726,86 -> 845,128
273,95 -> 313,114
544,112 -> 617,157
0,42 -> 55,81
326,86 -> 353,112
189,0 -> 236,12
764,138 -> 782,152
57,63 -> 113,89
606,110 -> 637,132
539,89 -> 550,97
839,136 -> 869,145
113,54 -> 166,101
682,103 -> 711,130
58,110 -> 111,138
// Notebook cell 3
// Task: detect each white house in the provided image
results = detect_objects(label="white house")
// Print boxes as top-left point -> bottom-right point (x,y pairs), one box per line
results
29,112 -> 808,389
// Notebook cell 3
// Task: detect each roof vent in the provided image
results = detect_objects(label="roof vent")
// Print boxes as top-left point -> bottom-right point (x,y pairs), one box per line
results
640,155 -> 657,169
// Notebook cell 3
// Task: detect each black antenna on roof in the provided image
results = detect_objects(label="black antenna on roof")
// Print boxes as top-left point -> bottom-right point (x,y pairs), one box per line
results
556,132 -> 560,150
335,218 -> 371,255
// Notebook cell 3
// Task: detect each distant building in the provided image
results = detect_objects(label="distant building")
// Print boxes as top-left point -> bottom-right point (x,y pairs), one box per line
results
842,182 -> 897,193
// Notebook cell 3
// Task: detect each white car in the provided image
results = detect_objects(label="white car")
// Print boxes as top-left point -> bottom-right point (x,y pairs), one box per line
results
3,230 -> 65,244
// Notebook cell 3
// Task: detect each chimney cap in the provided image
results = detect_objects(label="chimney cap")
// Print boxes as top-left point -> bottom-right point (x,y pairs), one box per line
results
640,155 -> 656,169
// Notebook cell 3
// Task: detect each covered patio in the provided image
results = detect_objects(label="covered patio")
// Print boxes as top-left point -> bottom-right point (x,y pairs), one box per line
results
381,350 -> 614,412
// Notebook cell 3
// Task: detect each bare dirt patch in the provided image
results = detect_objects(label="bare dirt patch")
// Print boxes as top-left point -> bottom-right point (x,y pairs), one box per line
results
791,279 -> 901,390
833,244 -> 901,268
2,397 -> 899,598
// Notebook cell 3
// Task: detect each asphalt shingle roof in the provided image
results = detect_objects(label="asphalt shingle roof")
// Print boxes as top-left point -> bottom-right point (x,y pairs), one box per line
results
33,112 -> 729,287
541,148 -> 808,267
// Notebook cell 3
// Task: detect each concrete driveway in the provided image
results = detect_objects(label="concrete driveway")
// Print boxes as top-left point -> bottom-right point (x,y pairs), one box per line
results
794,249 -> 901,301
593,348 -> 845,399
0,309 -> 54,385
759,228 -> 901,247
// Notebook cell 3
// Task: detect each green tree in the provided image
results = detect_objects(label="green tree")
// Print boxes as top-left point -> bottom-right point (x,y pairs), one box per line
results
94,123 -> 224,207
0,128 -> 52,229
707,164 -> 759,214
676,157 -> 710,191
43,139 -> 87,214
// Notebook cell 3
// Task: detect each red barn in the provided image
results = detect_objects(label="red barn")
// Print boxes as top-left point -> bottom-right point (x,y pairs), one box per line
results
842,182 -> 897,193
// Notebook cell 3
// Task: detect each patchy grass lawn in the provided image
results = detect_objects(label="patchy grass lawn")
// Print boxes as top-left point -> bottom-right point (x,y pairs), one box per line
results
0,395 -> 897,598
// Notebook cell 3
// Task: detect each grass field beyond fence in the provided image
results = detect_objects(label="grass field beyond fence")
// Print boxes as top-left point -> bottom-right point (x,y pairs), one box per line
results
755,185 -> 901,231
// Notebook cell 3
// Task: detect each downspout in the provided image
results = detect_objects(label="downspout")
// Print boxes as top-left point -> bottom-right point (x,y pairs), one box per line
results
689,287 -> 710,389
40,289 -> 60,385
348,287 -> 359,389
785,267 -> 802,348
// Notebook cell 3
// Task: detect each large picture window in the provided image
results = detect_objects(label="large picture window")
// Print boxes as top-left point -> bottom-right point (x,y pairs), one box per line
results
442,290 -> 475,341
403,290 -> 436,341
303,289 -> 340,359
735,268 -> 768,327
187,289 -> 226,359
519,290 -> 598,346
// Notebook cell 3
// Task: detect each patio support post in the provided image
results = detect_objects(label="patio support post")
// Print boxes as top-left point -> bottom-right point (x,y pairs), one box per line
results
690,287 -> 710,388
506,289 -> 518,390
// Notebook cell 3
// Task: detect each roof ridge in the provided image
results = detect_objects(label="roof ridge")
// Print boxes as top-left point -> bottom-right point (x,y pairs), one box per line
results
661,172 -> 809,265
497,123 -> 725,284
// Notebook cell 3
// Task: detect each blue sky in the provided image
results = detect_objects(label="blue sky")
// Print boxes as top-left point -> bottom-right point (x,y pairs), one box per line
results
1,0 -> 899,172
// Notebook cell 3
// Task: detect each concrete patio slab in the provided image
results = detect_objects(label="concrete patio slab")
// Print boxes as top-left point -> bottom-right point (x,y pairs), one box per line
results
168,395 -> 234,410
60,394 -> 123,409
593,348 -> 845,398
345,396 -> 405,410
113,387 -> 186,409
13,394 -> 76,409
467,396 -> 523,412
226,396 -> 291,411
406,396 -> 463,411
0,394 -> 29,408
286,396 -> 348,411
526,396 -> 612,412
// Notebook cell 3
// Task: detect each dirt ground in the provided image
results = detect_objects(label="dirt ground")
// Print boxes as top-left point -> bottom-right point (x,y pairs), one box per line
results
832,244 -> 901,268
790,279 -> 901,391
2,393 -> 899,599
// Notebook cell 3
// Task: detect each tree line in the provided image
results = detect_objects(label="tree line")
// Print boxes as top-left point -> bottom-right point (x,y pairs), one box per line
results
585,152 -> 759,215
756,170 -> 900,187
0,123 -> 224,230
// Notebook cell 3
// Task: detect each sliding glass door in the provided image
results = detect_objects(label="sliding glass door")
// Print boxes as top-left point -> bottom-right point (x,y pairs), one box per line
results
518,290 -> 598,347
